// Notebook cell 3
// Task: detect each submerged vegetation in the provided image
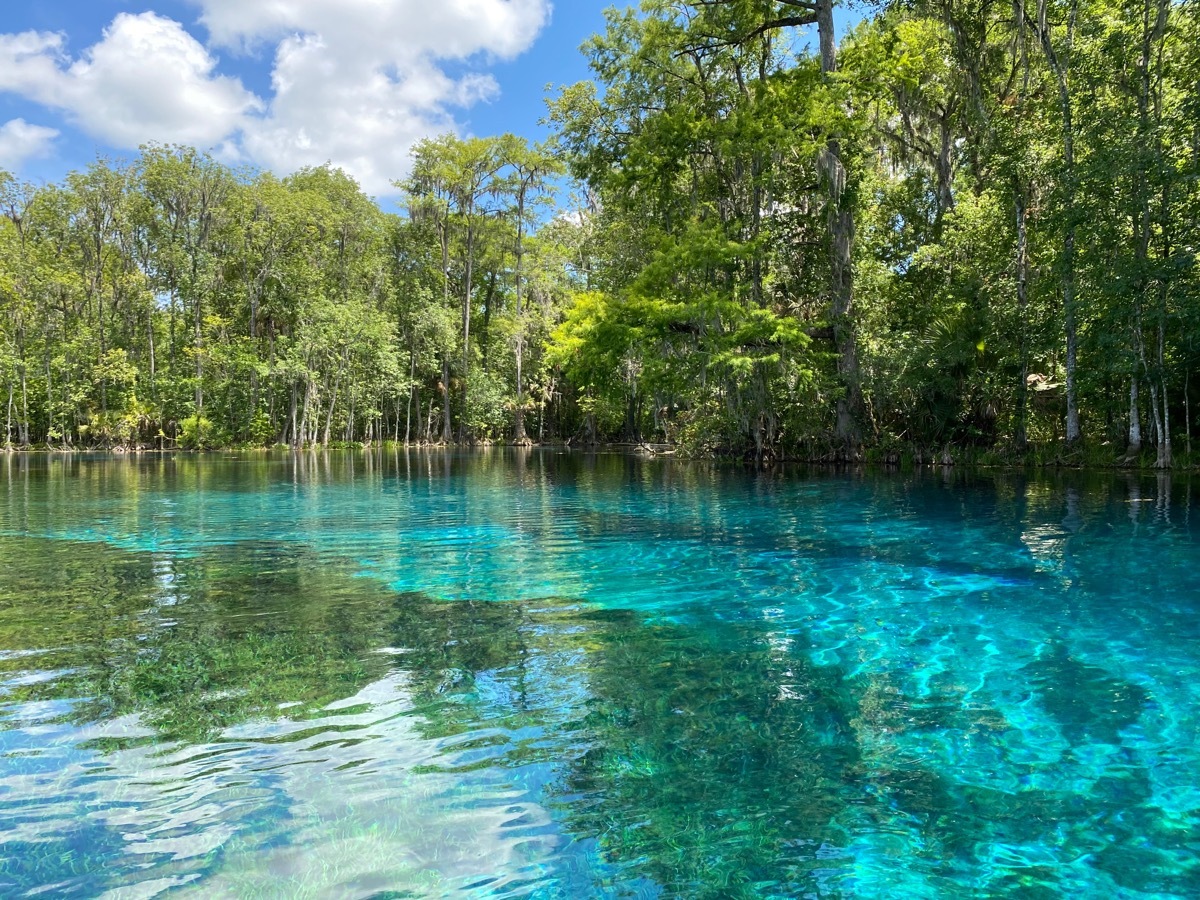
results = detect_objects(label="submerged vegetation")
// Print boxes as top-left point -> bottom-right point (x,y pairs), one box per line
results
2,0 -> 1199,465
3,452 -> 1199,895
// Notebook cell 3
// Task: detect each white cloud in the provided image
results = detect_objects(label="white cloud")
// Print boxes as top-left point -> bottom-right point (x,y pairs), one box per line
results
0,118 -> 59,169
196,0 -> 551,196
193,0 -> 549,60
0,13 -> 261,149
0,1 -> 552,196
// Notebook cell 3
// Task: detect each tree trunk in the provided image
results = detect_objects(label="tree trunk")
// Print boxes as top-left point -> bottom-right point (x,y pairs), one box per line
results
540,375 -> 554,443
1033,0 -> 1082,446
298,378 -> 313,448
1128,377 -> 1142,455
460,223 -> 475,443
514,342 -> 527,444
147,307 -> 157,401
1061,175 -> 1081,446
405,337 -> 416,444
441,354 -> 452,443
1014,184 -> 1030,450
288,382 -> 298,447
1156,302 -> 1171,469
413,385 -> 422,444
193,281 -> 204,415
1134,0 -> 1171,467
437,214 -> 453,441
817,0 -> 861,446
481,269 -> 498,373
98,294 -> 108,420
323,376 -> 341,446
514,191 -> 528,445
322,350 -> 348,446
20,360 -> 30,447
625,391 -> 640,443
935,117 -> 955,233
1157,381 -> 1171,469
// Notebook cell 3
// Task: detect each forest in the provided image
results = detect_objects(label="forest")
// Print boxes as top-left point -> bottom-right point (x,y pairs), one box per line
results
1,0 -> 1198,466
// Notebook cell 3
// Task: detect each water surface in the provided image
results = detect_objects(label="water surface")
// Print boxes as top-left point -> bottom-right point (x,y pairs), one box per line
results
1,451 -> 1199,897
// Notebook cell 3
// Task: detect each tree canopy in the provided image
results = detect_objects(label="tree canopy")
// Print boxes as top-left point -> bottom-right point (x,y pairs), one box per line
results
2,0 -> 1198,466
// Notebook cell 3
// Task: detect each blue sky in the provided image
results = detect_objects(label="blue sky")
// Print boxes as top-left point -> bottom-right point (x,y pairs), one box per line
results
0,1 -> 839,202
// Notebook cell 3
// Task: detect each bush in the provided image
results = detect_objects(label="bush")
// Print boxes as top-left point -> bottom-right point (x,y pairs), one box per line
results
179,415 -> 217,450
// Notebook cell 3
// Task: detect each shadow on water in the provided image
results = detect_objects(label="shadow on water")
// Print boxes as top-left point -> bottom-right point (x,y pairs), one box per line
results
1020,640 -> 1150,746
1,451 -> 1199,896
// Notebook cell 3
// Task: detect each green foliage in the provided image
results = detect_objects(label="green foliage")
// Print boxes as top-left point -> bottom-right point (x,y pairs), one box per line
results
179,414 -> 216,450
246,410 -> 275,446
2,0 -> 1199,461
539,0 -> 1200,462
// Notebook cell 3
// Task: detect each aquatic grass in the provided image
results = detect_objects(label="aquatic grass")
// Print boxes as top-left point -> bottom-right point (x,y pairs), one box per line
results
0,451 -> 1199,896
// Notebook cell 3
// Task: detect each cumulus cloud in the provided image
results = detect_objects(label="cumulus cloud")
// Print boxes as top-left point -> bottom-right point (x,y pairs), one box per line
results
195,0 -> 549,58
0,13 -> 261,148
0,1 -> 551,196
0,119 -> 59,169
195,0 -> 551,195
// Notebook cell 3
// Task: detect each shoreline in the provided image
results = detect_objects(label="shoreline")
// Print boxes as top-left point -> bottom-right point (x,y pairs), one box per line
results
3,442 -> 1195,474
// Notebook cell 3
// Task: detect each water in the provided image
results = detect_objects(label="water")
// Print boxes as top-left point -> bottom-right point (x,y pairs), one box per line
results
1,451 -> 1198,898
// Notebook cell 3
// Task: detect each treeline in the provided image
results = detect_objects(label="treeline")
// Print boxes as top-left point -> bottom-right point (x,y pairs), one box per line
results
0,138 -> 579,449
550,0 -> 1200,465
3,0 -> 1200,464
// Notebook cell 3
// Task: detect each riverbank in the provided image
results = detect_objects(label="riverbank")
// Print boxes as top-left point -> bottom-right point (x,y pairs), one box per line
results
3,439 -> 1196,473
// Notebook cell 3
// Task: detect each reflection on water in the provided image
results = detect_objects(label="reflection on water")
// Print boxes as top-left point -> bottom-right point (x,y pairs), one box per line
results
1,451 -> 1199,897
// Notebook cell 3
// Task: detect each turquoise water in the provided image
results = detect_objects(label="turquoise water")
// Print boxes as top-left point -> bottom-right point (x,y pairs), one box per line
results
1,451 -> 1199,898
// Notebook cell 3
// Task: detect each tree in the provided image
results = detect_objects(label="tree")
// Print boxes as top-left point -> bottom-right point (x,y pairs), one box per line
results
497,135 -> 563,444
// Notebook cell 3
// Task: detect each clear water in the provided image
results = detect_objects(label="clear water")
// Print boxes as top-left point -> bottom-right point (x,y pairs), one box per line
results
1,451 -> 1199,898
